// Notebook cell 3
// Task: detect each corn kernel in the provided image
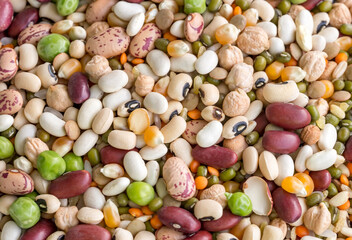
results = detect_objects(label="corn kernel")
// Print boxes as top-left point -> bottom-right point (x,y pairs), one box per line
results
103,199 -> 120,228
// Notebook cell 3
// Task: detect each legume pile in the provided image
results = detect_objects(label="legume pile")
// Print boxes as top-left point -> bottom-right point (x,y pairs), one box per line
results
2,0 -> 352,239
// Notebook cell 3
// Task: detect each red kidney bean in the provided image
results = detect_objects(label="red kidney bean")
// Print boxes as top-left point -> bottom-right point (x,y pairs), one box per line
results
310,170 -> 331,191
265,103 -> 311,130
158,207 -> 201,234
301,0 -> 322,10
65,224 -> 111,240
8,8 -> 39,38
192,145 -> 237,169
125,0 -> 144,2
202,210 -> 242,232
49,170 -> 91,199
68,72 -> 90,104
0,0 -> 13,32
262,131 -> 300,154
184,231 -> 212,240
21,219 -> 56,240
253,112 -> 269,135
343,137 -> 352,162
37,0 -> 51,2
264,179 -> 277,192
272,188 -> 302,223
100,146 -> 138,165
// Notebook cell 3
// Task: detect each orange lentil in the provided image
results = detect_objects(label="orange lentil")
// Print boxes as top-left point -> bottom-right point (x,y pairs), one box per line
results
141,206 -> 154,215
120,53 -> 127,65
233,6 -> 242,15
335,51 -> 348,64
163,32 -> 177,41
195,176 -> 208,190
150,215 -> 163,230
284,57 -> 298,66
338,199 -> 350,210
187,109 -> 201,120
90,181 -> 98,187
190,160 -> 200,173
2,44 -> 14,49
340,174 -> 349,186
129,208 -> 143,217
295,225 -> 310,238
131,58 -> 144,65
207,166 -> 219,176
347,163 -> 352,175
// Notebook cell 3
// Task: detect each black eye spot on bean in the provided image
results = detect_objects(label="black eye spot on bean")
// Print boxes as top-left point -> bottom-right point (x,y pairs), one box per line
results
317,21 -> 327,33
48,63 -> 58,80
169,110 -> 179,121
200,216 -> 215,221
125,100 -> 141,113
183,82 -> 191,97
232,121 -> 247,136
213,108 -> 223,120
35,199 -> 48,212
255,77 -> 266,88
279,81 -> 288,85
58,235 -> 65,240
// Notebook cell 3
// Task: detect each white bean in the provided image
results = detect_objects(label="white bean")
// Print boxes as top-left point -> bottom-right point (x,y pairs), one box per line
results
126,12 -> 145,37
19,43 -> 38,71
145,161 -> 160,186
14,124 -> 37,155
77,98 -> 102,130
170,53 -> 197,73
98,70 -> 128,93
146,49 -> 171,77
195,50 -> 218,75
143,92 -> 168,114
274,155 -> 294,186
113,1 -> 146,21
278,15 -> 296,45
0,114 -> 14,132
123,151 -> 147,181
295,145 -> 313,173
306,149 -> 337,171
196,120 -> 223,148
1,221 -> 21,240
139,144 -> 168,160
83,187 -> 106,210
39,112 -> 66,137
169,138 -> 193,166
243,146 -> 259,175
102,88 -> 131,111
102,177 -> 130,196
318,123 -> 336,150
73,130 -> 98,156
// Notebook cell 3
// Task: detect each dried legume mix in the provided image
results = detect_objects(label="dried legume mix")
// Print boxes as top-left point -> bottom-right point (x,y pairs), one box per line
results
2,0 -> 352,239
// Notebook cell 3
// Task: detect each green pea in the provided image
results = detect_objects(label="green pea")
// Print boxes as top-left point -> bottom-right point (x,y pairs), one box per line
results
127,182 -> 155,206
260,51 -> 274,65
56,0 -> 79,16
344,80 -> 352,92
327,183 -> 338,198
63,153 -> 83,172
117,193 -> 129,207
289,0 -> 306,4
247,91 -> 256,102
220,168 -> 236,182
275,52 -> 291,63
338,127 -> 350,143
318,0 -> 332,12
277,0 -> 291,14
155,38 -> 170,53
148,197 -> 163,212
208,0 -> 222,12
207,175 -> 219,187
109,58 -> 122,70
184,0 -> 206,14
297,82 -> 307,93
1,126 -> 16,139
200,34 -> 213,47
206,76 -> 221,86
197,165 -> 208,177
245,131 -> 259,146
24,191 -> 38,201
334,141 -> 345,155
37,34 -> 70,62
37,150 -> 66,180
192,41 -> 203,55
306,105 -> 320,122
0,136 -> 14,159
234,172 -> 245,183
87,148 -> 100,166
226,192 -> 252,216
118,207 -> 129,215
325,113 -> 340,126
235,0 -> 249,10
328,166 -> 342,179
306,192 -> 323,207
254,56 -> 267,71
333,79 -> 345,91
9,197 -> 41,229
36,129 -> 50,142
184,197 -> 198,211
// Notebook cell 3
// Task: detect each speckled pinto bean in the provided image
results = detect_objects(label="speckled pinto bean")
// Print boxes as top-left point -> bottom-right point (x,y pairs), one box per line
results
192,145 -> 238,169
0,0 -> 13,32
202,209 -> 242,232
49,170 -> 91,199
262,131 -> 300,154
21,219 -> 56,240
158,206 -> 201,233
8,8 -> 39,38
17,24 -> 52,45
0,89 -> 23,115
65,224 -> 111,240
272,188 -> 302,223
0,169 -> 34,195
0,48 -> 18,83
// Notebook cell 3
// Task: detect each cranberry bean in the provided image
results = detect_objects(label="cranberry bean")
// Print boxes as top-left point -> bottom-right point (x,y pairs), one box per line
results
158,206 -> 201,234
192,145 -> 237,169
21,219 -> 56,240
65,224 -> 111,240
310,170 -> 331,191
264,179 -> 277,192
184,231 -> 212,240
49,170 -> 92,199
343,137 -> 352,162
272,188 -> 302,223
265,103 -> 311,130
253,112 -> 269,135
100,146 -> 138,165
68,72 -> 90,104
0,0 -> 13,32
202,210 -> 242,232
301,0 -> 322,10
262,131 -> 300,154
8,8 -> 39,38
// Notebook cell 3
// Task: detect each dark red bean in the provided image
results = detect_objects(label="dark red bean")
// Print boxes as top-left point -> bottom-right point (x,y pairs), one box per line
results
68,72 -> 90,104
310,170 -> 331,191
264,179 -> 277,192
262,131 -> 300,154
100,146 -> 138,165
184,231 -> 212,240
0,0 -> 13,32
192,145 -> 237,169
158,206 -> 201,234
343,137 -> 352,162
21,219 -> 56,240
265,103 -> 311,130
49,170 -> 91,199
272,188 -> 302,223
65,224 -> 111,240
125,0 -> 144,2
253,112 -> 269,135
301,0 -> 322,10
8,8 -> 39,38
37,0 -> 51,2
202,210 -> 242,232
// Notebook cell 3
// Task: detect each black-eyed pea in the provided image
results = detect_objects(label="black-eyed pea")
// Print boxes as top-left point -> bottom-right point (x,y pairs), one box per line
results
117,100 -> 140,118
69,40 -> 86,59
54,206 -> 79,232
35,194 -> 61,214
36,63 -> 58,88
201,106 -> 225,122
222,116 -> 248,139
160,100 -> 183,123
167,73 -> 193,101
46,231 -> 66,240
194,199 -> 223,221
252,71 -> 268,90
161,116 -> 186,143
199,84 -> 219,106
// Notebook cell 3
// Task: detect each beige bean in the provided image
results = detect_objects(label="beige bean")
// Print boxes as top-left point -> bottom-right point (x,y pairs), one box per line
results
19,44 -> 38,71
39,2 -> 64,22
259,151 -> 279,181
24,98 -> 46,124
92,108 -> 113,134
161,116 -> 187,143
14,72 -> 41,92
108,130 -> 137,150
73,130 -> 99,156
77,207 -> 104,224
69,40 -> 86,59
